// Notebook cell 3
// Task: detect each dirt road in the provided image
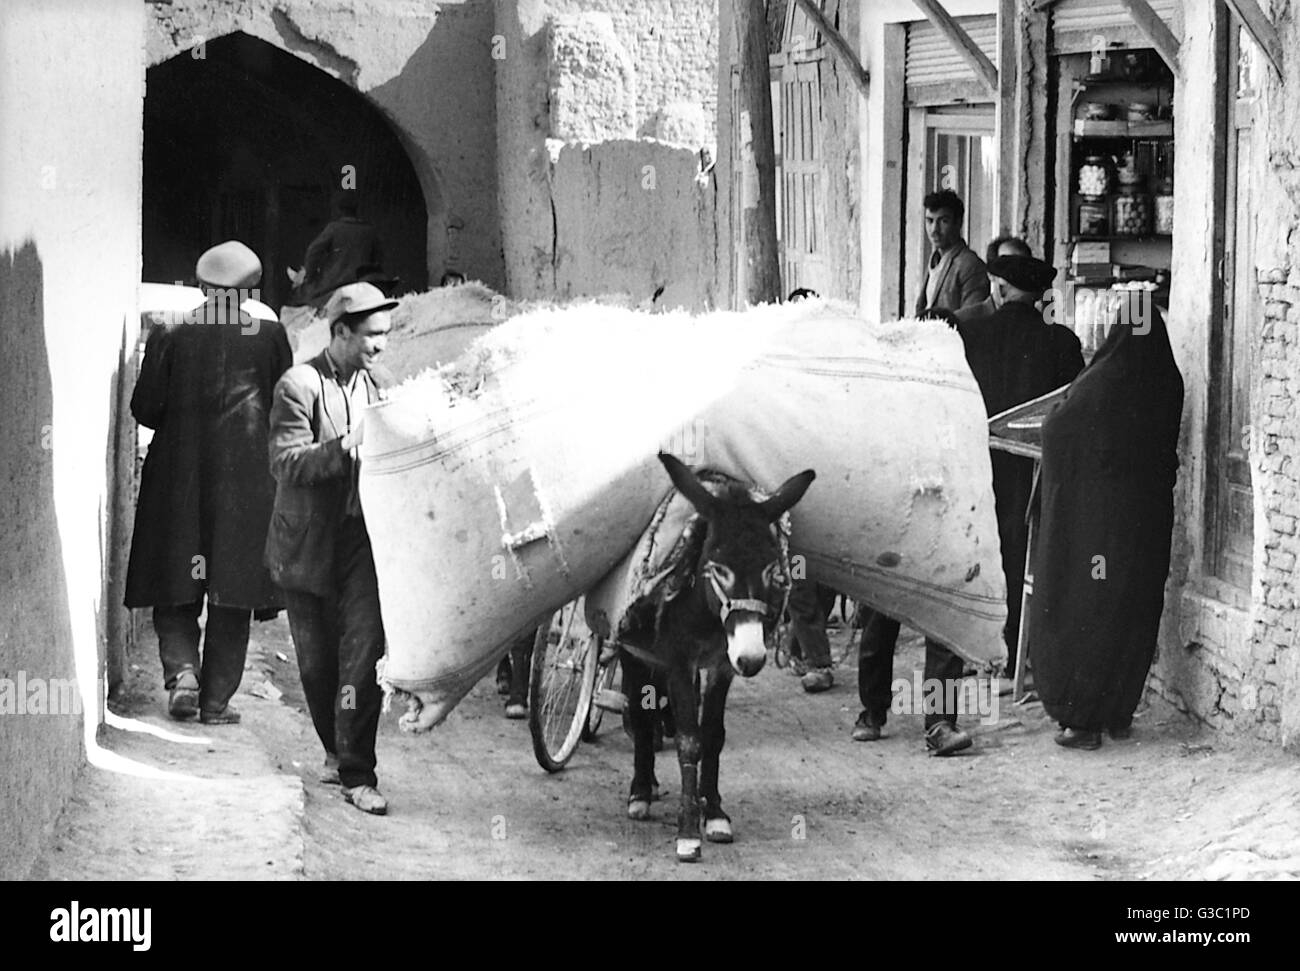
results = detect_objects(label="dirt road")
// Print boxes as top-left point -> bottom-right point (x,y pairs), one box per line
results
30,616 -> 1300,880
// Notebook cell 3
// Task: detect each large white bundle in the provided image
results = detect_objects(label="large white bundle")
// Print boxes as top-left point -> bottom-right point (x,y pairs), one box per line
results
359,299 -> 1007,727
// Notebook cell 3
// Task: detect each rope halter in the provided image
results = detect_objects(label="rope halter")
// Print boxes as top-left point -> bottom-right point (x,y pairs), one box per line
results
705,566 -> 775,628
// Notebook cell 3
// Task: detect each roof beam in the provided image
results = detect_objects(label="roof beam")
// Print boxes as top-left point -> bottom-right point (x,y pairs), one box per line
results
792,0 -> 870,96
911,0 -> 998,97
1224,0 -> 1285,79
1115,0 -> 1181,75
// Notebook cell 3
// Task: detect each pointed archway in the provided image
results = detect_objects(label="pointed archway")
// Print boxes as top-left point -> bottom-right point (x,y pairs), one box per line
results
144,32 -> 428,307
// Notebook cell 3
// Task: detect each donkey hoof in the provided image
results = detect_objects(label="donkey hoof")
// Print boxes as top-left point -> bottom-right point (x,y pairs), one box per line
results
627,799 -> 652,821
704,817 -> 734,843
676,838 -> 702,862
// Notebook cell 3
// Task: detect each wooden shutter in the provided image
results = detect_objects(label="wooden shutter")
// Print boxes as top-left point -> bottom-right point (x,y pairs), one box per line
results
1209,28 -> 1258,589
770,0 -> 832,296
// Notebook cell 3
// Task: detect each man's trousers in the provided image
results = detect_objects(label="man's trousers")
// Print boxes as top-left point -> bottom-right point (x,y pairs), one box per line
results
282,516 -> 386,790
154,599 -> 251,714
857,610 -> 966,730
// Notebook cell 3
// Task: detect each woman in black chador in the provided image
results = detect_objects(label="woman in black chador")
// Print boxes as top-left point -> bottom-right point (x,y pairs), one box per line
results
1029,293 -> 1183,750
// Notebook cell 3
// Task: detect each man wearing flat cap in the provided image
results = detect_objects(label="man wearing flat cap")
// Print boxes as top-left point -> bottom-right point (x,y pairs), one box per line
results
126,240 -> 292,724
265,281 -> 397,815
958,254 -> 1085,673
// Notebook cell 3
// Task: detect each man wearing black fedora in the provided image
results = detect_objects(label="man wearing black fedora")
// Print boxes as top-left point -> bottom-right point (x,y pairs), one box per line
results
265,281 -> 397,815
959,254 -> 1085,676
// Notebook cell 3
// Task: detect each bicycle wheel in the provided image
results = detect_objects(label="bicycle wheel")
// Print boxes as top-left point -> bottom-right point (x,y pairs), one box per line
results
528,600 -> 599,772
583,645 -> 623,741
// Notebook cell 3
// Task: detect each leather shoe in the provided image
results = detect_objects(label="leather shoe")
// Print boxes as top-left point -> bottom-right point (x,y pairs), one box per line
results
167,671 -> 200,720
925,721 -> 972,756
320,754 -> 341,785
851,713 -> 882,742
801,667 -> 833,693
199,705 -> 241,725
1055,727 -> 1102,750
343,784 -> 388,815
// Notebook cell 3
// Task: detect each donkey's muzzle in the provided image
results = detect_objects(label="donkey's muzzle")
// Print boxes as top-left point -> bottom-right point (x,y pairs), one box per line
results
726,615 -> 768,677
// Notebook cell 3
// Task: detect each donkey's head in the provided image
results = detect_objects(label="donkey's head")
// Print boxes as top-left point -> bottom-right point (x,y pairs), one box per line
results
659,452 -> 815,677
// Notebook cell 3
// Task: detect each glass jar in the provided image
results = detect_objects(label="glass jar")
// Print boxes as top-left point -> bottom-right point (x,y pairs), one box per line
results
1079,196 -> 1110,237
1154,177 -> 1174,234
1113,186 -> 1152,237
1078,156 -> 1111,197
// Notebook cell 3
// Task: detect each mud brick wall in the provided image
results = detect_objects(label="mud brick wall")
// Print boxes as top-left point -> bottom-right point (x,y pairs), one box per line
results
496,0 -> 721,305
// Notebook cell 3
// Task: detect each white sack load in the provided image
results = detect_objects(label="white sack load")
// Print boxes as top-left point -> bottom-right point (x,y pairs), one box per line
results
360,299 -> 1007,730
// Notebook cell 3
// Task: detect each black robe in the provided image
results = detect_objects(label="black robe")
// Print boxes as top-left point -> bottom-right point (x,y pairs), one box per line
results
125,296 -> 292,610
958,301 -> 1085,664
1029,302 -> 1183,731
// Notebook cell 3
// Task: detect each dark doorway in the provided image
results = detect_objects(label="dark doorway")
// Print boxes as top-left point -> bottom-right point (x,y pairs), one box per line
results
144,32 -> 428,308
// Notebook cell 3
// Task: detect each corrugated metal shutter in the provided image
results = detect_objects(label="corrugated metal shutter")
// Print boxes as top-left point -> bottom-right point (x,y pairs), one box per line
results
905,15 -> 996,88
1050,0 -> 1181,53
1051,0 -> 1178,34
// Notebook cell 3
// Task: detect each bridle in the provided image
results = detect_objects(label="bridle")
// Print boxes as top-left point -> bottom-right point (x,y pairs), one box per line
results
703,564 -> 787,628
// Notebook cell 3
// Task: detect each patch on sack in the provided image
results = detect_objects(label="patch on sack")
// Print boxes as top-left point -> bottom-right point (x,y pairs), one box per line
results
964,563 -> 981,582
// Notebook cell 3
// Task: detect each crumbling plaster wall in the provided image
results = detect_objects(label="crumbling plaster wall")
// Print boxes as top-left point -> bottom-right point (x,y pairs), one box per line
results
0,0 -> 145,878
146,0 -> 503,289
496,0 -> 720,307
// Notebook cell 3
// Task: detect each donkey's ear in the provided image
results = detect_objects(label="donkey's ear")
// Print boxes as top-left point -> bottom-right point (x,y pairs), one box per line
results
659,452 -> 718,517
759,469 -> 816,522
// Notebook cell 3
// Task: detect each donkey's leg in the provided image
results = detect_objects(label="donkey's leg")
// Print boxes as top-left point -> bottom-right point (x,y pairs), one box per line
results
700,665 -> 735,843
622,656 -> 657,820
668,664 -> 703,862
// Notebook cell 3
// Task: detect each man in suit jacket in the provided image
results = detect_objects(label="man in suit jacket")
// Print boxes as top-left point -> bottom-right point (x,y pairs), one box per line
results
126,240 -> 291,724
914,189 -> 989,317
266,282 -> 397,815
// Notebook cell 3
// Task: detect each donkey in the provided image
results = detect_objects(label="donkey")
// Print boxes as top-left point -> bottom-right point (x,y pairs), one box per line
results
619,453 -> 815,862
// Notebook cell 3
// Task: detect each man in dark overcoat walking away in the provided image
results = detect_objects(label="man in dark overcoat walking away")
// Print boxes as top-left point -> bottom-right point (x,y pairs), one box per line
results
126,240 -> 292,723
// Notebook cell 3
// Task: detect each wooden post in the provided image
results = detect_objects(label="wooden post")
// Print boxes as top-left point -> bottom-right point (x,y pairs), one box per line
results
995,0 -> 1017,236
1224,0 -> 1285,79
734,0 -> 781,305
1116,0 -> 1181,75
912,0 -> 999,97
792,0 -> 870,96
1014,2 -> 1050,258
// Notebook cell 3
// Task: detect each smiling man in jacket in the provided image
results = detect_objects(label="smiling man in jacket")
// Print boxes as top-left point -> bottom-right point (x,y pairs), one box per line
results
265,281 -> 397,815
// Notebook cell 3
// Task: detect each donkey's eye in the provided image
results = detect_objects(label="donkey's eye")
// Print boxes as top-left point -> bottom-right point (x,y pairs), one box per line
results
705,562 -> 735,588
